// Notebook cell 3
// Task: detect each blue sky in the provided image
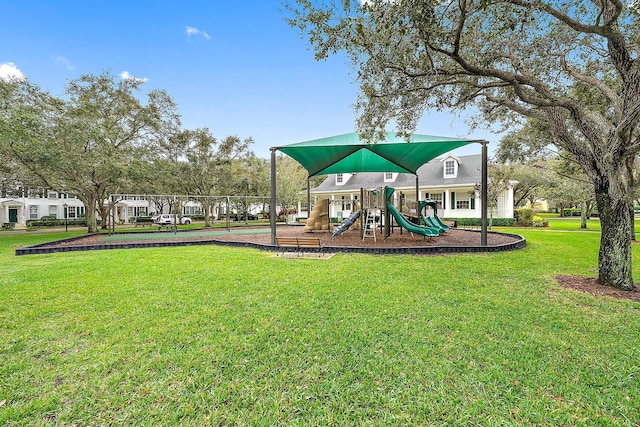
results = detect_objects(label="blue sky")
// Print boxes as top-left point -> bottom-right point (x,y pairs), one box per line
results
0,1 -> 498,159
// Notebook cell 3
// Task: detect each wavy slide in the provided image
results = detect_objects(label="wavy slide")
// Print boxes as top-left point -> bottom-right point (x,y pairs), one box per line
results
385,187 -> 439,238
419,200 -> 449,232
332,210 -> 361,237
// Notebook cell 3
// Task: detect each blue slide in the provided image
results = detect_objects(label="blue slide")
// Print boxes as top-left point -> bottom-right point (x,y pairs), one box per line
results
385,187 -> 439,238
332,210 -> 361,237
419,200 -> 449,232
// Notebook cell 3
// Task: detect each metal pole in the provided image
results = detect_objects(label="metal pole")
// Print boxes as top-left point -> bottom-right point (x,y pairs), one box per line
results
360,187 -> 364,239
307,176 -> 311,224
173,195 -> 177,234
384,186 -> 390,238
111,195 -> 115,234
270,149 -> 277,245
481,140 -> 488,246
226,196 -> 230,232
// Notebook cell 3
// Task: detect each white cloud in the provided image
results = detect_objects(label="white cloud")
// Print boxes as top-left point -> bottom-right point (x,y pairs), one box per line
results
54,56 -> 74,71
185,26 -> 211,40
120,71 -> 149,83
0,62 -> 25,82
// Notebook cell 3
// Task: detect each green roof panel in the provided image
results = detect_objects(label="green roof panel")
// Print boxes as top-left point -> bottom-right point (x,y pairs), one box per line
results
276,132 -> 479,176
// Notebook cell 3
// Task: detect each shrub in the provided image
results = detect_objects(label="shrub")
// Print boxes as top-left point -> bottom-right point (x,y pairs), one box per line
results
562,208 -> 573,217
515,208 -> 535,226
532,215 -> 548,227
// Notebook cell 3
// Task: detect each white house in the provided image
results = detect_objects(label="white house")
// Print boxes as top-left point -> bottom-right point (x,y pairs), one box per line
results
0,190 -> 260,228
311,154 -> 515,219
0,190 -> 86,229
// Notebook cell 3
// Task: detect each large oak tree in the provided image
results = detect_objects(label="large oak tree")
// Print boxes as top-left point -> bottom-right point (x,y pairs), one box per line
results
0,73 -> 180,232
287,0 -> 640,290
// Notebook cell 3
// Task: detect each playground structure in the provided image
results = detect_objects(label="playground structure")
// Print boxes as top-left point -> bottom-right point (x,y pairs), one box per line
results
385,187 -> 439,239
270,131 -> 490,246
304,198 -> 330,232
332,209 -> 361,237
419,199 -> 450,232
312,186 -> 448,241
328,188 -> 384,238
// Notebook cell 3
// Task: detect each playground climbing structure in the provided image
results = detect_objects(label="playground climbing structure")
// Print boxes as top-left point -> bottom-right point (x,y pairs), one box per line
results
304,198 -> 330,232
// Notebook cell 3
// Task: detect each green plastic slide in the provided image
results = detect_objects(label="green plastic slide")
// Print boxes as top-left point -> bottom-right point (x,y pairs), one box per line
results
419,200 -> 449,232
385,187 -> 439,238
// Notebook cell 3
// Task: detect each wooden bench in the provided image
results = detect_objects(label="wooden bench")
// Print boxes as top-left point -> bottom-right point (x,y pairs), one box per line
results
134,221 -> 153,227
276,237 -> 323,257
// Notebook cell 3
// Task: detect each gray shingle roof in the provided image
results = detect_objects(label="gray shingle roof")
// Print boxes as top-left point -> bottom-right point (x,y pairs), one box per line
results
312,154 -> 481,193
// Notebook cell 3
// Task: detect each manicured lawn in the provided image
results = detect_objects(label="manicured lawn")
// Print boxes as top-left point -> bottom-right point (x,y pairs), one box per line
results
1,229 -> 640,425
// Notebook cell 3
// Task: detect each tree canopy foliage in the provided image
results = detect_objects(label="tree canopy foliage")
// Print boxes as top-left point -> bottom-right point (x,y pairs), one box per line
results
0,73 -> 262,231
0,73 -> 181,232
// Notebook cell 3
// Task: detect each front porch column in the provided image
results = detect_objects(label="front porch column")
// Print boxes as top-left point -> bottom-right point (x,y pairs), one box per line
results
444,189 -> 451,217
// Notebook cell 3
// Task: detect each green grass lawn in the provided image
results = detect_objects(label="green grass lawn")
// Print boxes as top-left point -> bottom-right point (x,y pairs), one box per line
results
509,215 -> 640,232
1,229 -> 640,425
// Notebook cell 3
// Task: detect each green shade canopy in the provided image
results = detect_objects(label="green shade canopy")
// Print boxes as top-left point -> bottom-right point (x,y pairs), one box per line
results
275,132 -> 480,176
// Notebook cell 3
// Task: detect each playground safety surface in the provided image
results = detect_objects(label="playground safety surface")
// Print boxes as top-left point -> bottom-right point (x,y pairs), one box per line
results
17,225 -> 526,256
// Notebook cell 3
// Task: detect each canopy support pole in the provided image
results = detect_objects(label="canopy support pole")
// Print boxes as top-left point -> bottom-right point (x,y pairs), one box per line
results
307,176 -> 311,221
270,149 -> 277,245
384,186 -> 390,239
360,187 -> 364,239
415,175 -> 419,213
481,140 -> 488,246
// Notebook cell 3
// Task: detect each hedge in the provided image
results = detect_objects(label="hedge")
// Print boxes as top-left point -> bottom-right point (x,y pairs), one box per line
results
130,216 -> 154,224
449,217 -> 516,227
26,218 -> 88,227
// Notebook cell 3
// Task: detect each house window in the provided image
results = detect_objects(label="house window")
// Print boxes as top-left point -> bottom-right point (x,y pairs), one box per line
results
341,196 -> 351,211
29,206 -> 38,219
67,206 -> 77,219
336,173 -> 343,184
48,205 -> 58,218
384,172 -> 398,182
444,160 -> 456,177
27,189 -> 41,198
456,200 -> 470,209
184,206 -> 200,215
429,193 -> 443,209
48,191 -> 58,199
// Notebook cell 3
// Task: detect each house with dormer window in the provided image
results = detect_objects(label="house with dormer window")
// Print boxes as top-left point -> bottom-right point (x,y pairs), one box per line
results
311,154 -> 515,220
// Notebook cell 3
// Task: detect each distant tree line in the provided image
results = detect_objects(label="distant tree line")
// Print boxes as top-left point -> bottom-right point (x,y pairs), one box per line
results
0,72 -> 312,232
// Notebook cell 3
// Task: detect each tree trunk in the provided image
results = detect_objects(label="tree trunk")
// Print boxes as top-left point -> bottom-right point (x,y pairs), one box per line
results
580,204 -> 587,229
594,180 -> 635,290
202,200 -> 212,228
83,194 -> 99,233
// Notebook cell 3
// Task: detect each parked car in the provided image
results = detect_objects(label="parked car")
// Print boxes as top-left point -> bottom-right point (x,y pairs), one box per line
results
154,214 -> 192,225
